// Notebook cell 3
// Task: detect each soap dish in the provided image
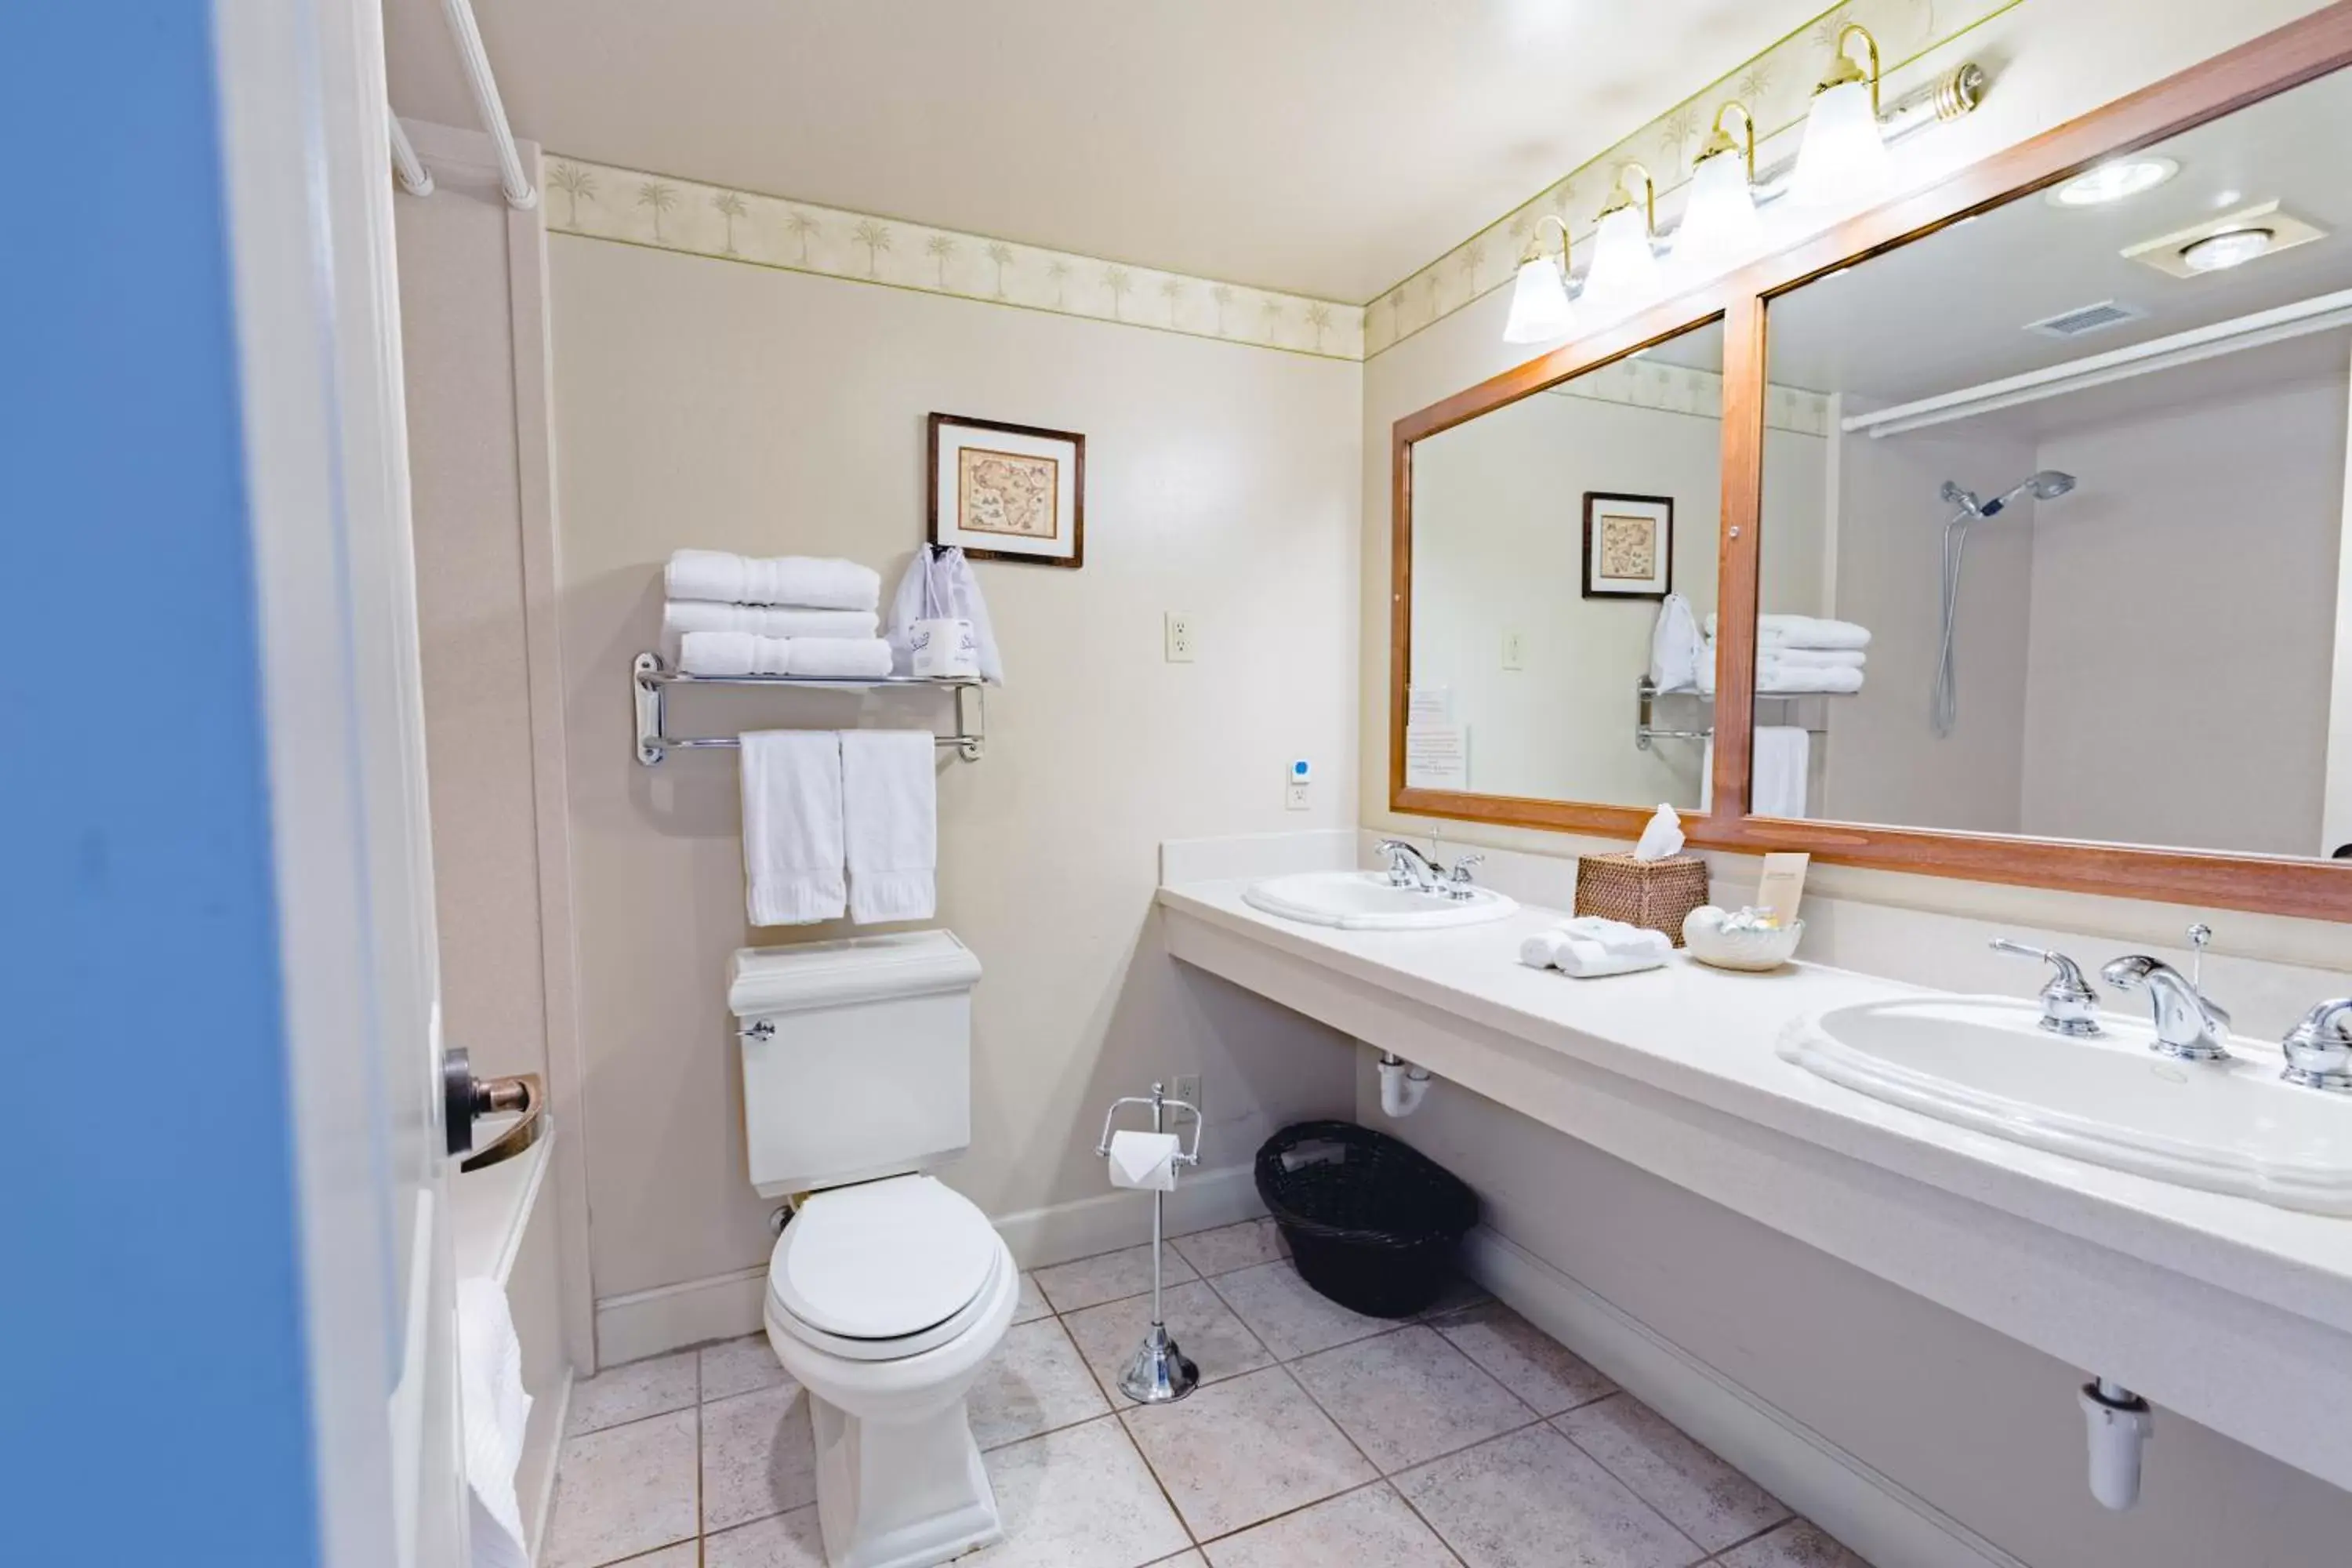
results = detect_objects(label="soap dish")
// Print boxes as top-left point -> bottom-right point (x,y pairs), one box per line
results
1682,911 -> 1804,971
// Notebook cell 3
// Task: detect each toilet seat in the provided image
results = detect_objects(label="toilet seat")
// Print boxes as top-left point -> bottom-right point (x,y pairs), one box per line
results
768,1174 -> 1005,1363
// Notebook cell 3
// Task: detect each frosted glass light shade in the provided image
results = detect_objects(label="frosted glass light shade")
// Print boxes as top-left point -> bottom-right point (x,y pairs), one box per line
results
1791,78 -> 1890,209
1501,255 -> 1576,343
1583,204 -> 1663,317
1675,150 -> 1764,281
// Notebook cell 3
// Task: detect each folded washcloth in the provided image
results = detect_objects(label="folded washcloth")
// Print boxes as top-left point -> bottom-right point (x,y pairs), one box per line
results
786,637 -> 894,680
1758,665 -> 1863,695
1764,646 -> 1866,670
841,731 -> 937,924
679,631 -> 791,677
740,731 -> 846,926
663,600 -> 880,652
1704,612 -> 1871,650
666,549 -> 881,612
1520,916 -> 1671,977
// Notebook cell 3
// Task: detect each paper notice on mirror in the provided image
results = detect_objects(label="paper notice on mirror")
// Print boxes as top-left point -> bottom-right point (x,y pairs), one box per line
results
1406,724 -> 1468,790
1408,684 -> 1454,727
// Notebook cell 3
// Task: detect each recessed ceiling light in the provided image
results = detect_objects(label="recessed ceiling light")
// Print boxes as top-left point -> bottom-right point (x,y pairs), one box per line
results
2180,227 -> 2275,272
2049,157 -> 2179,207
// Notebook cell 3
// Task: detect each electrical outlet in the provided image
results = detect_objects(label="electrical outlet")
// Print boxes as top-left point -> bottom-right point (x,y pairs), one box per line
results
1172,1074 -> 1203,1117
1286,782 -> 1312,811
1501,629 -> 1527,670
1164,612 -> 1195,662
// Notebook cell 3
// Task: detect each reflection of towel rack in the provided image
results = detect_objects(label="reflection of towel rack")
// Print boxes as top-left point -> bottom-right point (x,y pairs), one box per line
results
633,652 -> 986,765
1635,676 -> 1835,751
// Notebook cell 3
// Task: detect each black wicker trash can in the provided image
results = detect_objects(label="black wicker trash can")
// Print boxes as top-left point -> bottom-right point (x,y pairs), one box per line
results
1254,1120 -> 1478,1318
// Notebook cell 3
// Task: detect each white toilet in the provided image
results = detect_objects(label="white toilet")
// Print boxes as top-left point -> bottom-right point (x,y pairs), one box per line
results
728,931 -> 1012,1568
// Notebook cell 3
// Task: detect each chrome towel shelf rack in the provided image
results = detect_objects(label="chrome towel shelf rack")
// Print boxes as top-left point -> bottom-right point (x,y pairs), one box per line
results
1635,676 -> 1837,751
633,652 -> 986,765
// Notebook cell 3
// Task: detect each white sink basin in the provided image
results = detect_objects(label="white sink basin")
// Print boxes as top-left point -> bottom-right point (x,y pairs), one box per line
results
1781,995 -> 2352,1214
1243,871 -> 1519,931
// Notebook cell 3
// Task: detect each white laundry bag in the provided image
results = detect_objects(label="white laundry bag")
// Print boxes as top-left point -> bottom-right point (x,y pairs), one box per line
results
886,545 -> 1004,684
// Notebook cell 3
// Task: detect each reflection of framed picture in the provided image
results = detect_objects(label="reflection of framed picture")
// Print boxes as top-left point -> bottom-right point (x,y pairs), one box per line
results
1581,492 -> 1673,599
927,412 -> 1085,568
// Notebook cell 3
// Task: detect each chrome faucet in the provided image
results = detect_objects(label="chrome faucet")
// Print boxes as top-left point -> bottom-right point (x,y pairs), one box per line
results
1376,839 -> 1446,892
2281,999 -> 2352,1093
1374,840 -> 1485,900
1989,939 -> 2100,1036
2100,924 -> 2232,1063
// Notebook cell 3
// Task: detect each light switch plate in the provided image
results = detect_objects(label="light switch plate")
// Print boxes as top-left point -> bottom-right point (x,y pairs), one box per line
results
1501,630 -> 1527,670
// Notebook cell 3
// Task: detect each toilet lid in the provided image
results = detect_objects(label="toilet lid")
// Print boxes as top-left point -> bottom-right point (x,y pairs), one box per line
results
770,1175 -> 998,1341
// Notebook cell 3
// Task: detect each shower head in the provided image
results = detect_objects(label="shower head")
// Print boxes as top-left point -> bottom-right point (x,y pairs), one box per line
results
1978,470 -> 2077,517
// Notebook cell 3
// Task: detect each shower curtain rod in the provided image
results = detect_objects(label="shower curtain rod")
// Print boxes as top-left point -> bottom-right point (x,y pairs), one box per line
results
1843,285 -> 2352,440
390,0 -> 538,208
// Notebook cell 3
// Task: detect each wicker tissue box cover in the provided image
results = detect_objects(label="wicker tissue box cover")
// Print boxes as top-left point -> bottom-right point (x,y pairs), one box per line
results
1574,853 -> 1711,947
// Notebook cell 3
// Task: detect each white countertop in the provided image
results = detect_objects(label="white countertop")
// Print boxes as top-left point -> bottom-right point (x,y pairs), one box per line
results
1158,880 -> 2352,1336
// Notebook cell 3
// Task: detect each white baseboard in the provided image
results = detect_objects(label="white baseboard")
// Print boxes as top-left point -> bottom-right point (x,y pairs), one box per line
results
990,1160 -> 1265,1269
1464,1227 -> 2029,1568
594,1163 -> 1268,1363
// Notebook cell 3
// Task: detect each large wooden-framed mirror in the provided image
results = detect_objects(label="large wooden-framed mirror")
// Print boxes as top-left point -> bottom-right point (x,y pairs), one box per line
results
1392,3 -> 2352,920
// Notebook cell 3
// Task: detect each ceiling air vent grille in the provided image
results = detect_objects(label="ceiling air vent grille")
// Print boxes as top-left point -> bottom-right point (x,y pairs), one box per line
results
2026,299 -> 2146,339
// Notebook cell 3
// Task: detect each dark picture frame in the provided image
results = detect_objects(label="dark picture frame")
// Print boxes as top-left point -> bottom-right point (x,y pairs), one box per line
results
1581,492 -> 1674,600
927,412 -> 1087,568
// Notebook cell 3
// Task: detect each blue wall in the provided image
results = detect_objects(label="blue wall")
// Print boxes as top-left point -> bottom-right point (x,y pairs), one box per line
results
1,6 -> 321,1561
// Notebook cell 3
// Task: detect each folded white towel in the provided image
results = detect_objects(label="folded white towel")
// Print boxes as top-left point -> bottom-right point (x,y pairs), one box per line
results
1519,925 -> 1669,978
841,731 -> 937,924
679,631 -> 791,677
667,549 -> 881,612
663,600 -> 880,653
786,637 -> 894,680
1752,724 -> 1811,817
1649,593 -> 1703,692
1704,612 -> 1872,650
1759,665 -> 1863,695
740,731 -> 846,925
1764,646 -> 1866,670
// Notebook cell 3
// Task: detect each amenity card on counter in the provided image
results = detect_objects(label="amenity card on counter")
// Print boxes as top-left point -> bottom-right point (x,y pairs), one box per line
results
1405,724 -> 1468,791
1756,852 -> 1810,927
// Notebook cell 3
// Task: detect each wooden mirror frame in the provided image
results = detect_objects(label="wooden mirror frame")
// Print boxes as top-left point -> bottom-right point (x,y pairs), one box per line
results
1392,2 -> 2352,920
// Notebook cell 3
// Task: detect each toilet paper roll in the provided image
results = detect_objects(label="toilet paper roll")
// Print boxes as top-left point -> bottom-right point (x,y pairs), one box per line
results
1106,1130 -> 1181,1192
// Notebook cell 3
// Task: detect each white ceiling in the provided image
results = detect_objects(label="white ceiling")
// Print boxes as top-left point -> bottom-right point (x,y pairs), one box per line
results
384,0 -> 1830,303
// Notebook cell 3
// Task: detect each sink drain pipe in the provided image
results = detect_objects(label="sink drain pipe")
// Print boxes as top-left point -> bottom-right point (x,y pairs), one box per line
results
1377,1053 -> 1432,1117
2079,1378 -> 2154,1509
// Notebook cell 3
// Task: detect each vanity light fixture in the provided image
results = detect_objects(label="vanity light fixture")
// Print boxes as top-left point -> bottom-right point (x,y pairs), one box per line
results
1502,214 -> 1577,343
2049,157 -> 2179,207
1676,102 -> 1765,279
2180,227 -> 2276,272
1584,163 -> 1665,315
1792,24 -> 1893,209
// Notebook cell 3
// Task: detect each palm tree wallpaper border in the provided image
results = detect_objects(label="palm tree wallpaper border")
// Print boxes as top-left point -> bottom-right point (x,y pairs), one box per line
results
543,158 -> 1365,361
1362,0 -> 2023,358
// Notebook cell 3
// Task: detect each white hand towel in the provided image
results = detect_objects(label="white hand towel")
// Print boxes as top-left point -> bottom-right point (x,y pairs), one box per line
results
1765,646 -> 1866,670
457,1278 -> 535,1568
784,637 -> 895,680
1757,665 -> 1863,695
1704,612 -> 1872,650
1649,593 -> 1703,691
663,600 -> 880,654
1752,725 -> 1811,817
666,550 -> 881,612
886,545 -> 1006,684
679,630 -> 792,677
741,731 -> 846,925
1558,916 -> 1673,960
1519,929 -> 1667,977
841,730 -> 937,924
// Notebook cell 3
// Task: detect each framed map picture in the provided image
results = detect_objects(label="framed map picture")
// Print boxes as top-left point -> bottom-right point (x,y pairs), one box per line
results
1581,492 -> 1673,600
928,412 -> 1085,568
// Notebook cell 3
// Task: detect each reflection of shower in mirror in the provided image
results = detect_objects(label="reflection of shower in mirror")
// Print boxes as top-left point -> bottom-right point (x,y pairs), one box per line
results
1933,470 -> 2077,738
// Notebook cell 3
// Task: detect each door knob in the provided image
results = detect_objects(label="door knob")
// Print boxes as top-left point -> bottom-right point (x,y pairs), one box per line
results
442,1047 -> 546,1173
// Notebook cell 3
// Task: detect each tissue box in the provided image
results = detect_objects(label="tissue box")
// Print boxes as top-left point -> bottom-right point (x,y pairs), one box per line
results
1575,853 -> 1710,947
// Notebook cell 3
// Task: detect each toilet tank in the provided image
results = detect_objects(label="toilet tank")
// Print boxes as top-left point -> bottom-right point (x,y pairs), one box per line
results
728,931 -> 983,1199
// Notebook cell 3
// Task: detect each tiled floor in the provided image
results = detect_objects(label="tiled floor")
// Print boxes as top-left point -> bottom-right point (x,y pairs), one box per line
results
543,1220 -> 1869,1568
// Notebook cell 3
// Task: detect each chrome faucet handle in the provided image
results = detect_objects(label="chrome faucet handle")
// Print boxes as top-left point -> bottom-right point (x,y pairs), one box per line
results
1989,939 -> 2101,1036
1445,855 -> 1486,899
2281,999 -> 2352,1093
2099,953 -> 2233,1062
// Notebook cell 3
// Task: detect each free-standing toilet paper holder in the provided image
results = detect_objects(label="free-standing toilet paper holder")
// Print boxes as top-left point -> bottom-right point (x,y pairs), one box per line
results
1094,1083 -> 1204,1402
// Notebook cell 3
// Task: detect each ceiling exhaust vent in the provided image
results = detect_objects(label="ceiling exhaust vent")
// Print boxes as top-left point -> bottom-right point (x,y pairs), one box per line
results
2026,299 -> 2147,339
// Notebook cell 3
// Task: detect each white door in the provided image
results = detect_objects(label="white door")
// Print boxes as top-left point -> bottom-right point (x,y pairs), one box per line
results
214,0 -> 470,1563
